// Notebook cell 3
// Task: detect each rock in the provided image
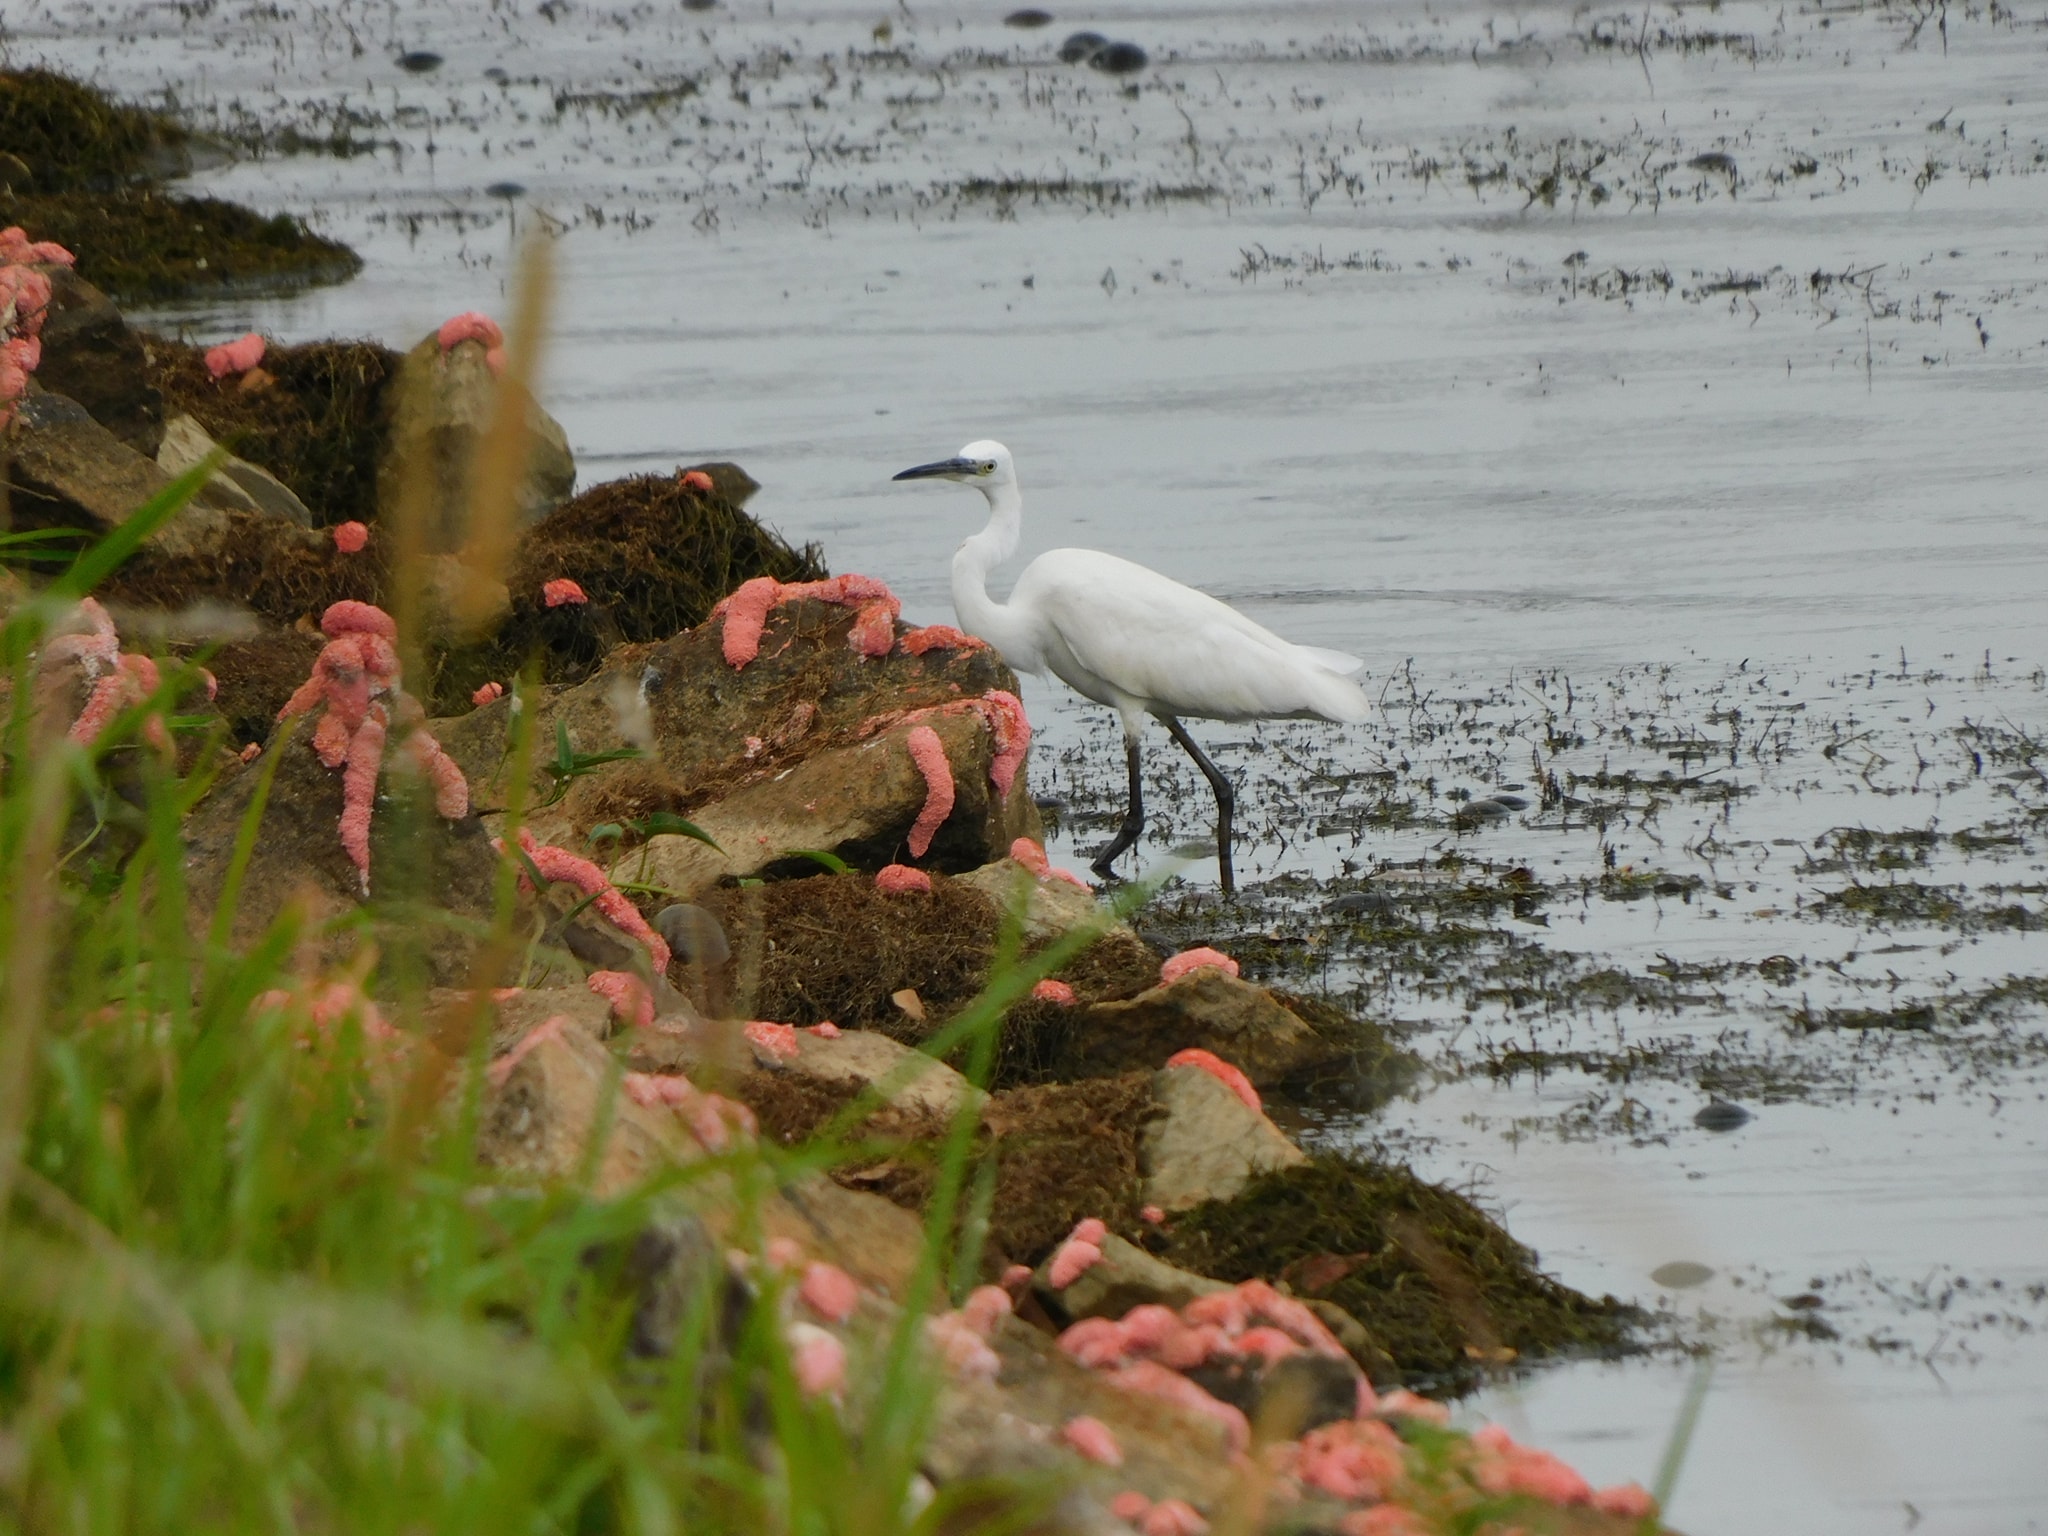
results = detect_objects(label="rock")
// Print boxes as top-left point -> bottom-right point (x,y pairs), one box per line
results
1035,1232 -> 1227,1323
1088,40 -> 1148,74
6,391 -> 198,541
935,1318 -> 1246,1505
181,719 -> 512,987
580,1200 -> 741,1359
955,856 -> 1135,946
1064,969 -> 1340,1087
432,596 -> 1040,880
767,1026 -> 985,1120
476,1016 -> 699,1195
30,267 -> 163,454
749,1175 -> 931,1298
1140,1063 -> 1307,1213
156,413 -> 315,525
681,460 -> 758,506
1694,1100 -> 1752,1131
424,984 -> 616,1058
380,331 -> 575,552
1185,1348 -> 1358,1436
622,710 -> 1033,899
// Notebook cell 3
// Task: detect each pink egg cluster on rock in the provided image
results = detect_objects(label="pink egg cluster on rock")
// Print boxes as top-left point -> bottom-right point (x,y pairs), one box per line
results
0,228 -> 71,430
494,826 -> 670,972
585,970 -> 654,1030
1163,1048 -> 1261,1113
332,520 -> 370,553
1010,835 -> 1090,890
37,598 -> 173,753
278,603 -> 469,893
437,310 -> 506,373
204,331 -> 266,380
712,572 -> 902,668
874,864 -> 933,895
542,577 -> 587,607
904,725 -> 955,858
1160,947 -> 1238,985
619,1070 -> 757,1152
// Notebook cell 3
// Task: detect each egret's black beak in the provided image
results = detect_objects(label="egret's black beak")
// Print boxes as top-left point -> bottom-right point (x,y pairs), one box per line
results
892,456 -> 976,482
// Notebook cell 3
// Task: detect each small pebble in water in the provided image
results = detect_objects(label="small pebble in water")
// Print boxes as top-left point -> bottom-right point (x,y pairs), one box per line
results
1005,8 -> 1054,26
486,180 -> 526,199
396,50 -> 444,73
683,0 -> 717,9
1454,796 -> 1513,826
1057,30 -> 1106,62
1490,791 -> 1530,811
1649,1261 -> 1715,1289
1694,1100 -> 1752,1131
1326,890 -> 1394,915
1032,794 -> 1069,813
1088,40 -> 1148,74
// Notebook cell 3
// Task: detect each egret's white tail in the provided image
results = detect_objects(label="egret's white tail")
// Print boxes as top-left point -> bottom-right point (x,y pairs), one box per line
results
1298,645 -> 1365,676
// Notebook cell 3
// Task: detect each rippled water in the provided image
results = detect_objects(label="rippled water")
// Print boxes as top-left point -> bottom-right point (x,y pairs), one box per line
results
15,0 -> 2048,1527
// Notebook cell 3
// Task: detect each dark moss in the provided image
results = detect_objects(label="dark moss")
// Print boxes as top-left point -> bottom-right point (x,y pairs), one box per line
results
0,69 -> 183,192
1165,1153 -> 1638,1394
2,188 -> 360,304
423,471 -> 827,713
512,472 -> 824,651
99,510 -> 383,632
727,1061 -> 1154,1268
702,872 -> 1164,1089
196,628 -> 328,747
980,1073 -> 1156,1266
145,336 -> 401,526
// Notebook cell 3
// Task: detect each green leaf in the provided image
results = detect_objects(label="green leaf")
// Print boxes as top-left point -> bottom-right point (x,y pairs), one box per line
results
553,717 -> 575,774
585,823 -> 626,846
633,811 -> 720,851
787,848 -> 850,875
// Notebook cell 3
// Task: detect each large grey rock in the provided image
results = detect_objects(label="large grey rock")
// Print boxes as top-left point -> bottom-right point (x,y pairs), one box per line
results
619,710 -> 1029,900
380,330 -> 575,552
956,855 -> 1140,946
157,413 -> 315,525
31,267 -> 163,454
1141,1062 -> 1307,1212
431,595 -> 1041,882
4,390 -> 236,560
766,1025 -> 985,1120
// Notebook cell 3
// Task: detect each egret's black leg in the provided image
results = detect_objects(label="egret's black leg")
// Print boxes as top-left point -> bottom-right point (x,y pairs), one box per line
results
1163,716 -> 1236,895
1090,733 -> 1146,879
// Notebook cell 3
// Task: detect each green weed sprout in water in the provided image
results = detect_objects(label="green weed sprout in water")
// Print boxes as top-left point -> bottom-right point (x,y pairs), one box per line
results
0,480 -> 1159,1532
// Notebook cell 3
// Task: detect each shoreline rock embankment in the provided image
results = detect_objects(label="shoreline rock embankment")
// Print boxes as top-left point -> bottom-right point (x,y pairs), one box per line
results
0,66 -> 1661,1536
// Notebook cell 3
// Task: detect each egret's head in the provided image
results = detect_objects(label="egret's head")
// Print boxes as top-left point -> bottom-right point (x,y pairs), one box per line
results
892,440 -> 1016,495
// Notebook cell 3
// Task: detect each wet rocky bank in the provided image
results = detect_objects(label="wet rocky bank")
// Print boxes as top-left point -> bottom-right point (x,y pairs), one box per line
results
0,67 -> 1669,1535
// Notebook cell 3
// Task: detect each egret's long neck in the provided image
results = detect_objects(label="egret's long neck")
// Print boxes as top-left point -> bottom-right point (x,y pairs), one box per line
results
950,480 -> 1038,670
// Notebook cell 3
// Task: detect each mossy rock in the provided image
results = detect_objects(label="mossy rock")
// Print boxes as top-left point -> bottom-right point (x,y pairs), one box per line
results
1164,1153 -> 1639,1394
146,336 -> 401,526
702,872 -> 1163,1089
425,471 -> 827,712
0,69 -> 185,192
727,1063 -> 1155,1269
3,188 -> 361,303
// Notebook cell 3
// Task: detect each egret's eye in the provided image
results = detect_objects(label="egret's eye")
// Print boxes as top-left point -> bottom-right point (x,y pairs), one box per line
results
977,462 -> 995,476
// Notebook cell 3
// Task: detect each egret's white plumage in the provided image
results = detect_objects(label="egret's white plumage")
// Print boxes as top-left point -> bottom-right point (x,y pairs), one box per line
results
893,439 -> 1369,891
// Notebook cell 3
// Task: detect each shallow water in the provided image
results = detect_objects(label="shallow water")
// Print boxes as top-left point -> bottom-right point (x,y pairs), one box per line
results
15,0 -> 2048,1527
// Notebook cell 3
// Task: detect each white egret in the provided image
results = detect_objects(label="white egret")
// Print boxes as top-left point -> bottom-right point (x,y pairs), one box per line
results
893,440 -> 1370,894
